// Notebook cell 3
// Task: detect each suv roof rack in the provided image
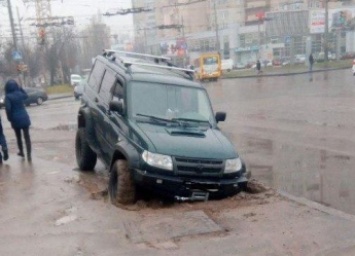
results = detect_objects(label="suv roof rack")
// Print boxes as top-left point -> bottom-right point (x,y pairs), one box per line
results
104,49 -> 171,62
103,49 -> 195,80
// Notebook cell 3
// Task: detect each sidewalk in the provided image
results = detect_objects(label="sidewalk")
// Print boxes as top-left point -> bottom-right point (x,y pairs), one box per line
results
1,155 -> 355,255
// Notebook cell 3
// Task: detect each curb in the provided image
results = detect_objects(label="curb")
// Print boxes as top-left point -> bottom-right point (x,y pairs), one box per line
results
222,66 -> 350,79
278,190 -> 355,223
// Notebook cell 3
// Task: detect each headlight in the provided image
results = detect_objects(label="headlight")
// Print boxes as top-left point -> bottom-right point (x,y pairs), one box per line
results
224,158 -> 242,173
142,150 -> 173,171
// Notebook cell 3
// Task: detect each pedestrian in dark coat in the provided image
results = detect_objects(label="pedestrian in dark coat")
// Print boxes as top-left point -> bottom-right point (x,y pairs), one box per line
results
309,53 -> 314,72
256,60 -> 262,74
0,114 -> 9,163
5,79 -> 32,161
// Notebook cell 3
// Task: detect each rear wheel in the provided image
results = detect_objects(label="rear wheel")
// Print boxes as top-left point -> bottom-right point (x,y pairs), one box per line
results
75,128 -> 97,170
36,97 -> 43,105
109,160 -> 136,205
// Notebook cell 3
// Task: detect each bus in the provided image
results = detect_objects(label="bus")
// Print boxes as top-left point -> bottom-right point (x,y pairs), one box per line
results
194,53 -> 222,81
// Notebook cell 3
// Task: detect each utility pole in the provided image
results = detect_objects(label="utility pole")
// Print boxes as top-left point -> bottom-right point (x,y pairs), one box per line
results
213,2 -> 220,54
324,0 -> 329,62
7,0 -> 18,50
16,6 -> 25,50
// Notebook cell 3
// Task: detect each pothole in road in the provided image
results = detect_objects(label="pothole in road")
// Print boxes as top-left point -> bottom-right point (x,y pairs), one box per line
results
73,171 -> 272,212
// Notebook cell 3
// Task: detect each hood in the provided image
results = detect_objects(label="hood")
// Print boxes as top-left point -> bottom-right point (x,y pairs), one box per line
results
5,80 -> 19,94
135,122 -> 237,159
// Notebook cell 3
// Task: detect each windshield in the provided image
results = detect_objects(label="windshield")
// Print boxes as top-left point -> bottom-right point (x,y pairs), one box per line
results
203,56 -> 218,65
128,81 -> 215,125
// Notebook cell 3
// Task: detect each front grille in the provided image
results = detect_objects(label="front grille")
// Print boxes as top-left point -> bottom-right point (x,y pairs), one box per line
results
174,157 -> 224,176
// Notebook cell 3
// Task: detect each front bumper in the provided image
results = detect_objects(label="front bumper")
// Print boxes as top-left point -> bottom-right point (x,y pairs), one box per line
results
133,169 -> 248,201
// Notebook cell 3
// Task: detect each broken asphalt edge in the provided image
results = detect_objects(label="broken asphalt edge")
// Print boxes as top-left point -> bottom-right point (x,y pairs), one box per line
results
278,190 -> 355,223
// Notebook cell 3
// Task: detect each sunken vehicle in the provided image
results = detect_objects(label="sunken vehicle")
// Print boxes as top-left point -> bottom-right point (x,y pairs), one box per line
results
75,50 -> 248,204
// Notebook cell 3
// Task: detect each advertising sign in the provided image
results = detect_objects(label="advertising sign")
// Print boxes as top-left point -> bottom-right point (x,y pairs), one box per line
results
160,38 -> 188,57
309,10 -> 325,34
310,7 -> 355,34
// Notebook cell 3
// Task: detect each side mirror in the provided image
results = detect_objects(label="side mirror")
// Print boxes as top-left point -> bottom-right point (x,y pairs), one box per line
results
215,112 -> 226,123
109,100 -> 124,115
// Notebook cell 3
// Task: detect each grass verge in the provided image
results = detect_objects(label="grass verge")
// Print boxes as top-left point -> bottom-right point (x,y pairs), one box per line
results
45,84 -> 73,95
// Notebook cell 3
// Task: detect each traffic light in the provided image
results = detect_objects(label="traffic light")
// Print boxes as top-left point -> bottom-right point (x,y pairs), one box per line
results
38,28 -> 46,45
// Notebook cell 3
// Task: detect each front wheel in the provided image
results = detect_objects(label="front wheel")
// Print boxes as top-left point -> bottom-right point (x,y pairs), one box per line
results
109,160 -> 136,205
75,128 -> 97,170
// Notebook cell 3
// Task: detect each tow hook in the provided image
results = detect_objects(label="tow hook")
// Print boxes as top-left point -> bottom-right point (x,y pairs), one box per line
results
175,191 -> 209,202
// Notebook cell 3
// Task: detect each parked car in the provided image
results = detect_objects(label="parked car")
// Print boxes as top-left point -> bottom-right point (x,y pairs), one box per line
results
0,87 -> 48,108
23,87 -> 48,106
221,59 -> 234,72
352,59 -> 355,76
295,54 -> 306,64
74,76 -> 88,100
70,74 -> 82,87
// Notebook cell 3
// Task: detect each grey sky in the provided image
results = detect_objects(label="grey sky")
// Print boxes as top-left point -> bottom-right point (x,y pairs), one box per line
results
0,0 -> 133,38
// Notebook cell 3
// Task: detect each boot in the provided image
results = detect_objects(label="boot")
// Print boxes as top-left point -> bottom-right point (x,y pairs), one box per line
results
26,140 -> 31,162
3,149 -> 8,161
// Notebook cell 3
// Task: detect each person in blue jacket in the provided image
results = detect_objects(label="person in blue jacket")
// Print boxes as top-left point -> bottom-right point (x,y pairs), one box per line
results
5,79 -> 32,161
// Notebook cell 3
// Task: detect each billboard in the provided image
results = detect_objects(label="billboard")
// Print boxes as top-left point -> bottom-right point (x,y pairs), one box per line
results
310,8 -> 355,34
309,10 -> 325,34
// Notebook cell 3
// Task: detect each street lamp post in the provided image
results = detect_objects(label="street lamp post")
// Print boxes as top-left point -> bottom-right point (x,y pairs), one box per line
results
324,0 -> 329,62
7,0 -> 18,50
213,2 -> 220,54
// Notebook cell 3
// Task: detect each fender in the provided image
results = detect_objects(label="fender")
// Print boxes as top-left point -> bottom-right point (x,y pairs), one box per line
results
78,107 -> 98,150
110,140 -> 141,171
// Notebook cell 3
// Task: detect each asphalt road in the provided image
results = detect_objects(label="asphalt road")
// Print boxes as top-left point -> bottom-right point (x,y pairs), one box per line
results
2,72 -> 355,255
206,69 -> 355,215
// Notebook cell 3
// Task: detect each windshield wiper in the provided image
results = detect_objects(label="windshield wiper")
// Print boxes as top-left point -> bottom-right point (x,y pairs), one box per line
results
136,113 -> 178,124
172,117 -> 211,127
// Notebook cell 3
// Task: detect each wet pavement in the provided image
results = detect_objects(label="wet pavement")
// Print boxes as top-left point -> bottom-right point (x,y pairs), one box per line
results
205,69 -> 355,215
2,75 -> 355,255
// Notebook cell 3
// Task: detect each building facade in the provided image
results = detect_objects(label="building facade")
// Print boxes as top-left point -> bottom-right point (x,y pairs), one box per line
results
131,0 -> 355,67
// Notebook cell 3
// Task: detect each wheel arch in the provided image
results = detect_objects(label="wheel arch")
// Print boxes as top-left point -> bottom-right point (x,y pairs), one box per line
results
78,108 -> 91,128
110,141 -> 140,172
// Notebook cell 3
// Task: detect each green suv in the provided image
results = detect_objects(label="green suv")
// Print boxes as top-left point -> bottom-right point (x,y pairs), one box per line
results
75,50 -> 248,205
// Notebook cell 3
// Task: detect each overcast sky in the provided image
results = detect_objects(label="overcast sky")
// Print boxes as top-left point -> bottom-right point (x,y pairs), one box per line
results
0,0 -> 133,38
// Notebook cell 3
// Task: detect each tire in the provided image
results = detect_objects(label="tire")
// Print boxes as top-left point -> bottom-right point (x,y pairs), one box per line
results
109,160 -> 136,205
36,97 -> 43,105
75,128 -> 97,171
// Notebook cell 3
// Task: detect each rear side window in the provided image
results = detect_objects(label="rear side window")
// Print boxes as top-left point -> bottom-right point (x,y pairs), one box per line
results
99,69 -> 116,105
88,61 -> 105,92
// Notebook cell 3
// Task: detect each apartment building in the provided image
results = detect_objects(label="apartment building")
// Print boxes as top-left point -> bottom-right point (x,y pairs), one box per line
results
132,0 -> 355,66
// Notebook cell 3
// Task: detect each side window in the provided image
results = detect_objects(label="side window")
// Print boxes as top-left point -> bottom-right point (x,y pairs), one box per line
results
88,61 -> 105,92
99,69 -> 116,105
111,81 -> 124,101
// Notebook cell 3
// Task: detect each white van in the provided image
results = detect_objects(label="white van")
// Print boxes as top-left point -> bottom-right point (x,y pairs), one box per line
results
221,59 -> 234,72
70,74 -> 82,87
